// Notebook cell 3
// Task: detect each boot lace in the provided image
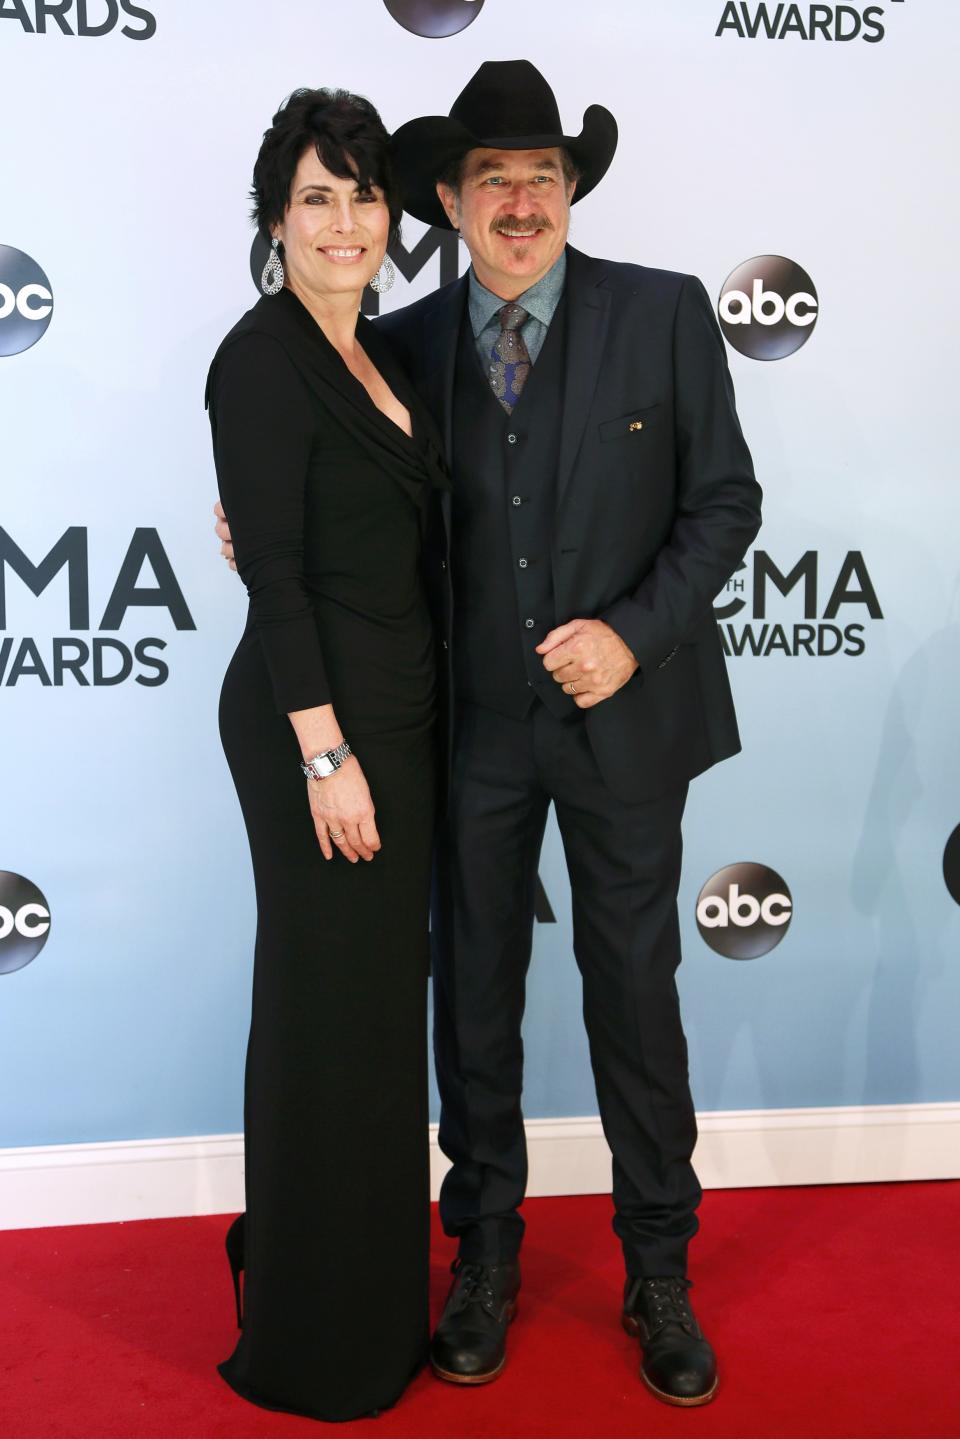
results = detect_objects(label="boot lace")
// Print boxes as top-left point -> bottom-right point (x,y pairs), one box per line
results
627,1276 -> 697,1338
449,1259 -> 499,1319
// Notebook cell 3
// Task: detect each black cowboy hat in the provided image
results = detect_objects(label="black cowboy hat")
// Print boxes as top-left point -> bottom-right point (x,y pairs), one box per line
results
391,59 -> 618,231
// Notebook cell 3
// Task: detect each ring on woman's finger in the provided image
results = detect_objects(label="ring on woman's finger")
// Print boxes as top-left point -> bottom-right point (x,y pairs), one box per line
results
330,829 -> 345,840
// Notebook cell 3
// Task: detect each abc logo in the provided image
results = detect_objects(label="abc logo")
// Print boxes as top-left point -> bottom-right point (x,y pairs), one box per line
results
0,245 -> 54,357
696,862 -> 792,960
718,255 -> 818,361
382,0 -> 484,38
944,824 -> 960,907
0,871 -> 51,976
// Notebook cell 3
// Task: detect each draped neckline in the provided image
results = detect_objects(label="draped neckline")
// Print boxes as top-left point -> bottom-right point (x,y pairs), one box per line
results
268,287 -> 449,491
243,287 -> 450,509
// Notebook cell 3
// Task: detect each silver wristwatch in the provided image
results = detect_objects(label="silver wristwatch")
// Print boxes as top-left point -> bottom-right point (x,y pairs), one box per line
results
301,740 -> 352,781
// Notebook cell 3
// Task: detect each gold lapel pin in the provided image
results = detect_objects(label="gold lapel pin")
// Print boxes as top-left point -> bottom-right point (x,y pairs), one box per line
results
629,420 -> 644,432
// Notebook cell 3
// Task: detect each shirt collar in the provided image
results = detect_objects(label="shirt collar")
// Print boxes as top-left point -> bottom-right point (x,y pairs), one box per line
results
467,250 -> 567,337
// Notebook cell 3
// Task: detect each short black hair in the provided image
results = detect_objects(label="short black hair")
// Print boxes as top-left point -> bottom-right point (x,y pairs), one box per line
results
437,145 -> 581,194
251,87 -> 402,247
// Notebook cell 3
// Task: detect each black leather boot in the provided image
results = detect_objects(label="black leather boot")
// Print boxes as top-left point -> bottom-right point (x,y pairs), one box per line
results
430,1258 -> 520,1384
622,1276 -> 718,1406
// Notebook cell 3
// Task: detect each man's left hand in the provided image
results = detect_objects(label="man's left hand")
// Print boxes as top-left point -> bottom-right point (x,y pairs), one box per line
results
537,619 -> 638,709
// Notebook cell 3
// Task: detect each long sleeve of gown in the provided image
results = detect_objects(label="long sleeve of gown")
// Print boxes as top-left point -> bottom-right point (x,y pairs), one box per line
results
208,331 -> 332,715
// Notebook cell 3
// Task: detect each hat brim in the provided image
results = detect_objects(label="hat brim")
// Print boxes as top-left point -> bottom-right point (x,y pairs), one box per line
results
391,104 -> 618,231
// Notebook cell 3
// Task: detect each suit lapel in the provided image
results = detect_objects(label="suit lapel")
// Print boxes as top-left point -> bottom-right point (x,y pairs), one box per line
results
421,274 -> 467,463
556,247 -> 611,512
416,253 -> 612,524
420,276 -> 467,544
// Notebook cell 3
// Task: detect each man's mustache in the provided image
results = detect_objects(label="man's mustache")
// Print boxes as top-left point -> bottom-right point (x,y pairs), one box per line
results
489,215 -> 554,236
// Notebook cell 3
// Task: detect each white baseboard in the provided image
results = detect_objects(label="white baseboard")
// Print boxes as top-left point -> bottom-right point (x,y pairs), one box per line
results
1,1103 -> 957,1231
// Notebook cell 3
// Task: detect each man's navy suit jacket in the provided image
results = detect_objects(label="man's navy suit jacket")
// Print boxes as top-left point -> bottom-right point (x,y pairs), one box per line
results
376,244 -> 763,803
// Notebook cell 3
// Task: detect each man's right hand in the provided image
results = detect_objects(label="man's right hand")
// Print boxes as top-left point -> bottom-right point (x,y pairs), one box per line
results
214,500 -> 237,572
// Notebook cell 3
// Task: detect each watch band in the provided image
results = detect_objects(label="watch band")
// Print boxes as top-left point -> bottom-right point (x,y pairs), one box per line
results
300,740 -> 352,781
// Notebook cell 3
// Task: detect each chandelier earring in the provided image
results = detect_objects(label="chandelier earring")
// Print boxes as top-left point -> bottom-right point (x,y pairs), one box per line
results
260,236 -> 284,296
369,255 -> 396,294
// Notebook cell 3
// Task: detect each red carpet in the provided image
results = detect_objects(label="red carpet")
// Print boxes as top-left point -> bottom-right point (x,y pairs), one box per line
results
0,1184 -> 956,1438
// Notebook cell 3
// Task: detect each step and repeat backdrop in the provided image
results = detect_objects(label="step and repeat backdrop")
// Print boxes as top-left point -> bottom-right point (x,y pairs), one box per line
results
1,1 -> 958,1154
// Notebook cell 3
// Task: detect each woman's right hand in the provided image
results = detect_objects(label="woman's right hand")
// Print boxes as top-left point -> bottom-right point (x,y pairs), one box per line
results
214,500 -> 237,571
306,757 -> 381,863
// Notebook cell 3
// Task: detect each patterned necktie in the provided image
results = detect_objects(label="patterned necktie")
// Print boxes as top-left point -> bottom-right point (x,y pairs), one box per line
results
489,303 -> 531,415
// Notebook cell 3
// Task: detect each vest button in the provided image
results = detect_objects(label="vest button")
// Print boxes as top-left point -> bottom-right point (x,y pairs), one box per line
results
507,433 -> 517,444
525,619 -> 535,629
518,558 -> 528,569
512,496 -> 522,507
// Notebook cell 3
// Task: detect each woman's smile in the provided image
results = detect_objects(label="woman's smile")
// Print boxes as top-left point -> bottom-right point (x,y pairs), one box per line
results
318,245 -> 366,263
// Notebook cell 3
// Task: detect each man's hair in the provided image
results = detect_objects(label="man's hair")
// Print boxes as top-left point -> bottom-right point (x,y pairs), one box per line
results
251,87 -> 402,247
437,146 -> 581,196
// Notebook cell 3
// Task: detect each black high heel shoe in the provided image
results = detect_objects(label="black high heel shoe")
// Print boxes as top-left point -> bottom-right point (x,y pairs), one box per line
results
224,1213 -> 245,1329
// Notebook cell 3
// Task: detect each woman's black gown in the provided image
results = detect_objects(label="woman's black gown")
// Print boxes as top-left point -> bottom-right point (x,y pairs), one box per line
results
206,288 -> 445,1422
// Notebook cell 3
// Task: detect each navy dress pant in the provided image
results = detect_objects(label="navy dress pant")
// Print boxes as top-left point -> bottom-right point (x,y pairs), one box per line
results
432,699 -> 701,1278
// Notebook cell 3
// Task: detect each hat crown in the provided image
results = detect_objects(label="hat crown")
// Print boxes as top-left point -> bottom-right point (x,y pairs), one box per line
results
449,59 -> 563,143
390,61 -> 618,231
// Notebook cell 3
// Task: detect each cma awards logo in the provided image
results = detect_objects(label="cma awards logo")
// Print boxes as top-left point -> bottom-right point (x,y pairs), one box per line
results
718,256 -> 818,361
696,863 -> 793,960
0,246 -> 53,357
250,230 -> 462,317
0,1 -> 156,37
0,527 -> 195,688
0,872 -> 50,976
382,0 -> 484,38
715,4 -> 904,42
715,549 -> 883,658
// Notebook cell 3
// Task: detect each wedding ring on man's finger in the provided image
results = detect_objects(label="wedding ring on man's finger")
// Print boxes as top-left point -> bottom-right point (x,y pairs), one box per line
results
567,681 -> 577,695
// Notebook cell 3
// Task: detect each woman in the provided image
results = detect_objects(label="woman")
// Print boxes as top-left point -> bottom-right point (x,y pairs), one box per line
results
206,88 -> 446,1422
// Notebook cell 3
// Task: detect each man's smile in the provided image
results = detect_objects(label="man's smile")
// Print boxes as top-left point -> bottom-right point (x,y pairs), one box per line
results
490,214 -> 553,243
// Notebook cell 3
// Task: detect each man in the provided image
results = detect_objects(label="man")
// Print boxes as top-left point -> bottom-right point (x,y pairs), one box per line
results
217,61 -> 761,1407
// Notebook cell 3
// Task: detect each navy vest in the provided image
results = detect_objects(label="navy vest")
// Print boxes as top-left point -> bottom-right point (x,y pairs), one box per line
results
451,297 -> 574,720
